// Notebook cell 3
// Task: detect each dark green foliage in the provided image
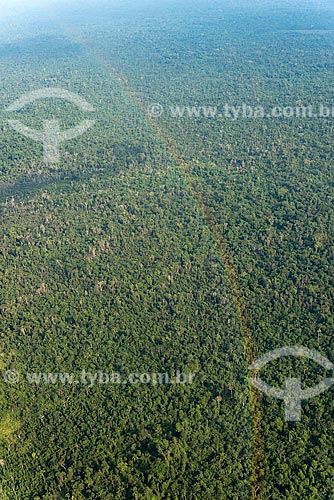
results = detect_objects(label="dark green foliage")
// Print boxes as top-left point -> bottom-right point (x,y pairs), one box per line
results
1,0 -> 334,498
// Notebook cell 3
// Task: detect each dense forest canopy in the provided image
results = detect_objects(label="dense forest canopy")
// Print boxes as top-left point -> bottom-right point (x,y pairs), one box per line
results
0,0 -> 334,498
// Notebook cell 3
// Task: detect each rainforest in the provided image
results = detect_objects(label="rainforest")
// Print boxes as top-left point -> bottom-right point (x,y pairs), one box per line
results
1,0 -> 334,498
